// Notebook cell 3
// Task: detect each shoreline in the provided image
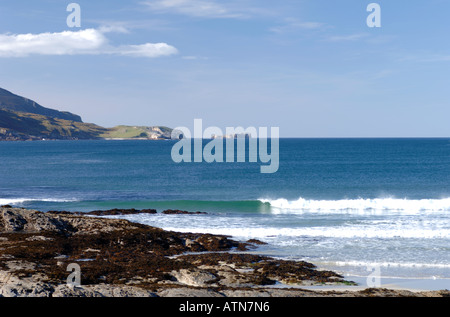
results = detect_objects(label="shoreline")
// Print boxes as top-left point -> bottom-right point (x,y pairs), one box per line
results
0,206 -> 448,297
0,137 -> 172,142
300,276 -> 450,292
216,243 -> 450,292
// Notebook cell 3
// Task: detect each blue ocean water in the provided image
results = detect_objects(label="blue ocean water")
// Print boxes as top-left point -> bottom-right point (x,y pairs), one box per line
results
1,139 -> 449,283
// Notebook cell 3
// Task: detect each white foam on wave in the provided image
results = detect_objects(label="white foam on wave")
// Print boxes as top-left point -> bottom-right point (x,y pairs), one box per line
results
331,260 -> 450,269
0,198 -> 79,205
261,197 -> 450,214
118,212 -> 450,240
150,225 -> 450,240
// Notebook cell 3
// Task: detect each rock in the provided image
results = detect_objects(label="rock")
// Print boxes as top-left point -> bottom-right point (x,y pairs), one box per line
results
214,268 -> 258,289
194,235 -> 241,251
0,209 -> 27,231
184,238 -> 195,248
25,236 -> 54,241
171,269 -> 218,287
89,285 -> 158,297
246,239 -> 267,245
46,211 -> 75,215
162,209 -> 207,215
0,283 -> 53,297
51,285 -> 104,297
0,207 -> 72,233
5,260 -> 36,272
85,208 -> 157,216
1,206 -> 449,298
221,289 -> 273,297
52,284 -> 158,297
47,208 -> 158,217
157,287 -> 224,297
140,209 -> 158,214
0,273 -> 53,297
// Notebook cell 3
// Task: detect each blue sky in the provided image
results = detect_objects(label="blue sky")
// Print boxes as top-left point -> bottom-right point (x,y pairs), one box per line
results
0,0 -> 450,137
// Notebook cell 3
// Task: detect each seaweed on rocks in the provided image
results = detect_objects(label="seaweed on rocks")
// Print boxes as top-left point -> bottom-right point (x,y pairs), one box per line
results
162,209 -> 207,215
2,206 -> 446,297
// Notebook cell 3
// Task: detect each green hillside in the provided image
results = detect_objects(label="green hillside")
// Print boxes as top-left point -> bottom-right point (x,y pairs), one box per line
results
0,87 -> 173,141
101,125 -> 172,139
0,109 -> 107,140
0,87 -> 82,122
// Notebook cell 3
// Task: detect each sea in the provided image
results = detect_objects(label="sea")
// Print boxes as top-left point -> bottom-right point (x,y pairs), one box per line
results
1,138 -> 449,289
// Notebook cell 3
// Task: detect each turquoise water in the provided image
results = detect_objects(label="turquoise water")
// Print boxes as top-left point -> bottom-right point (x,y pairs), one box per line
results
1,139 -> 449,283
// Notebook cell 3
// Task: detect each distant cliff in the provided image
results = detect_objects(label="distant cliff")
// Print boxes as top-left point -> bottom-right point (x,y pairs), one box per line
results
0,88 -> 82,122
0,109 -> 107,141
0,87 -> 172,141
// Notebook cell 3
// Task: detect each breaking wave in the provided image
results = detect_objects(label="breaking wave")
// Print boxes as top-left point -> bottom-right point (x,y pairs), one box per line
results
260,197 -> 450,214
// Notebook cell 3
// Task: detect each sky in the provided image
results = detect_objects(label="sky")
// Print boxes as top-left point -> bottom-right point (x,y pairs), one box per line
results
0,0 -> 450,137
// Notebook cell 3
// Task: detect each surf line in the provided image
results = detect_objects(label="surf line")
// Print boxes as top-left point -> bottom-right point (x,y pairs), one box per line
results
170,119 -> 279,173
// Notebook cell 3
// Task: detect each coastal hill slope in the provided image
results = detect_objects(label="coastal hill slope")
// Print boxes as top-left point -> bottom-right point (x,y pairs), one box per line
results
0,87 -> 82,122
102,125 -> 172,140
0,87 -> 172,141
0,108 -> 107,140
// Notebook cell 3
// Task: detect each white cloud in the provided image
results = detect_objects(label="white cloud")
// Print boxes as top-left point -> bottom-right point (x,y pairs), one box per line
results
0,29 -> 106,57
0,28 -> 178,58
142,0 -> 246,18
115,43 -> 178,58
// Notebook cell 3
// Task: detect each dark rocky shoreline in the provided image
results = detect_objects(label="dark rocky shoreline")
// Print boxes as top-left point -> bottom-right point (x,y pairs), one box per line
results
0,206 -> 448,297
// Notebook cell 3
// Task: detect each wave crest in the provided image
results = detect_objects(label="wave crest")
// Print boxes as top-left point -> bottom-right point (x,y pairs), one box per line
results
260,197 -> 450,214
0,198 -> 79,206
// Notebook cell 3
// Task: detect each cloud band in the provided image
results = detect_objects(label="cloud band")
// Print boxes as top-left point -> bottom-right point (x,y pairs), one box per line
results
0,28 -> 178,58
